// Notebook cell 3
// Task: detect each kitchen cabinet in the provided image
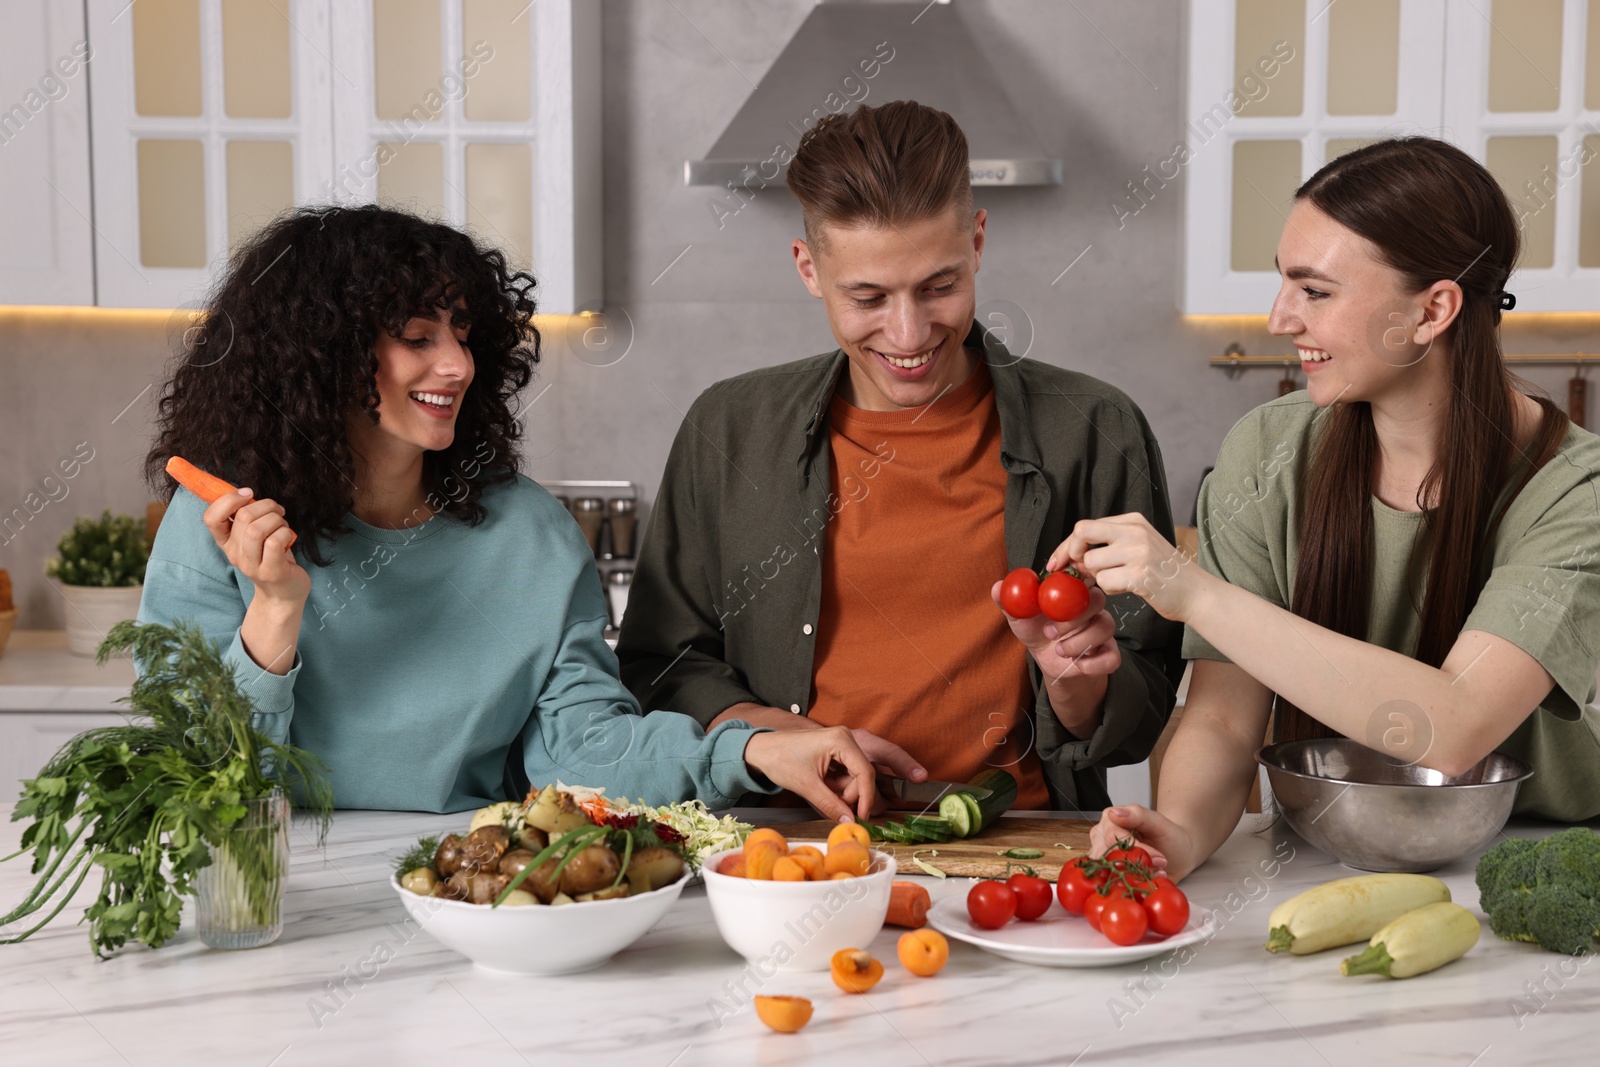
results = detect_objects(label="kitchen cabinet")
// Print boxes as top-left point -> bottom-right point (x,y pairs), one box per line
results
0,0 -> 94,306
7,0 -> 600,313
1184,0 -> 1600,313
0,631 -> 135,798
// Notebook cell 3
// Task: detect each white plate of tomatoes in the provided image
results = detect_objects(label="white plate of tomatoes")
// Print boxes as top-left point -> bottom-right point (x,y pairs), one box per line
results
927,854 -> 1216,968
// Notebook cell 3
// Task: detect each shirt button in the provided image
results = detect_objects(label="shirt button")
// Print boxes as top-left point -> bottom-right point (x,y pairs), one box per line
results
802,623 -> 814,635
789,704 -> 801,713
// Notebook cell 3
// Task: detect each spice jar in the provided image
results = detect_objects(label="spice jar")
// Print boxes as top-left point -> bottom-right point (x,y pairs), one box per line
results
606,498 -> 637,559
607,568 -> 632,629
572,497 -> 604,556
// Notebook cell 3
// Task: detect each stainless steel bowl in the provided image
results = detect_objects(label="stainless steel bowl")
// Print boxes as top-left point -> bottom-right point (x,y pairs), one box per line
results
1257,739 -> 1533,873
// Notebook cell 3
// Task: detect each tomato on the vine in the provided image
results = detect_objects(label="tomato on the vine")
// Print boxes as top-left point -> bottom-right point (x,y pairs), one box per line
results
1084,885 -> 1124,932
999,568 -> 1041,619
1143,884 -> 1191,938
1037,571 -> 1091,622
1106,845 -> 1152,868
1006,873 -> 1053,921
967,880 -> 1018,930
1101,896 -> 1150,946
1056,861 -> 1098,915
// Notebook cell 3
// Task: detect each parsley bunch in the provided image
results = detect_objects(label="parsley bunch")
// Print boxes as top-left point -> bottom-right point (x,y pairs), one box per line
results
1,620 -> 331,956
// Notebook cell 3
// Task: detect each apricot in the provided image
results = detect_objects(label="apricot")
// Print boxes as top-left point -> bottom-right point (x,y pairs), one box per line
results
745,840 -> 784,880
897,929 -> 950,977
823,840 -> 870,877
743,828 -> 789,854
788,846 -> 825,881
719,854 -> 747,878
827,822 -> 872,849
753,995 -> 813,1033
830,871 -> 855,880
772,857 -> 807,881
830,948 -> 884,994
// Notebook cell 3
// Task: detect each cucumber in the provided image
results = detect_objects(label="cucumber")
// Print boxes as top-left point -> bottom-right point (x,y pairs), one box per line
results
877,822 -> 917,844
1265,874 -> 1451,955
1340,902 -> 1480,979
904,815 -> 953,840
960,793 -> 984,833
863,822 -> 886,842
967,770 -> 1019,832
939,794 -> 974,838
898,822 -> 943,844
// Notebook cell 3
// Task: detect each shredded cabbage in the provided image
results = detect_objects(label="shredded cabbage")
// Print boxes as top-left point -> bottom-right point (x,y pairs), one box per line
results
621,798 -> 752,872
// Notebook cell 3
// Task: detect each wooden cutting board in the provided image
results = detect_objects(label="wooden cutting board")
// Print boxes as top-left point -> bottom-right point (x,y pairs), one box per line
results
765,817 -> 1094,882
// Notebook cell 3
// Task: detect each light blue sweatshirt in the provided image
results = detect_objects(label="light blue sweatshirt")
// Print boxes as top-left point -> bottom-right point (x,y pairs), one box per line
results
137,476 -> 777,812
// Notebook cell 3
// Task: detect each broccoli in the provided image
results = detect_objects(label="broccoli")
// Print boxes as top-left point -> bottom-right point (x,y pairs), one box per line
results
1476,829 -> 1600,955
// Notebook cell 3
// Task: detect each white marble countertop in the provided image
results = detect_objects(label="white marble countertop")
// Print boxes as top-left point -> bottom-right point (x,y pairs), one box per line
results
0,630 -> 134,712
1,804 -> 1594,1067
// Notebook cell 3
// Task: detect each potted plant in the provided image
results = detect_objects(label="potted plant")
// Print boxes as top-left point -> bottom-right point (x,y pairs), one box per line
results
0,620 -> 332,955
45,510 -> 151,656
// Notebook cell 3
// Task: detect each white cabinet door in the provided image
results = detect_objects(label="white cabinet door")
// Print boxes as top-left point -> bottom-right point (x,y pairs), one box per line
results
0,0 -> 94,306
0,712 -> 132,800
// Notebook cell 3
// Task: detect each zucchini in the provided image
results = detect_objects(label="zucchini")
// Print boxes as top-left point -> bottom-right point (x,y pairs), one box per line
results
968,770 -> 1018,832
939,793 -> 974,838
1340,902 -> 1480,979
1265,874 -> 1451,955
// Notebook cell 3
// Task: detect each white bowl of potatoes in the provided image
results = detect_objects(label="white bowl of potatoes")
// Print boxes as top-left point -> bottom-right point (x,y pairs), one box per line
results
391,786 -> 693,975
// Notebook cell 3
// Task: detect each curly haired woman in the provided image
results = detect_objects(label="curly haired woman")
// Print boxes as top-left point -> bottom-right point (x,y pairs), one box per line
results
138,204 -> 895,816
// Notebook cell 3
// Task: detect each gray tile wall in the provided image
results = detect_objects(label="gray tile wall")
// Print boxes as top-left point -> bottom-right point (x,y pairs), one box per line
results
3,0 -> 1597,628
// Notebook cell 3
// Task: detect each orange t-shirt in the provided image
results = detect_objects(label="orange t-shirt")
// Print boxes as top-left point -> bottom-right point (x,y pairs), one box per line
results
807,361 -> 1052,811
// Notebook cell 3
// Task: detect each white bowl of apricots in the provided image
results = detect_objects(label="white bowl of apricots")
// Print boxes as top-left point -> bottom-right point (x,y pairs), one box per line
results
700,823 -> 896,972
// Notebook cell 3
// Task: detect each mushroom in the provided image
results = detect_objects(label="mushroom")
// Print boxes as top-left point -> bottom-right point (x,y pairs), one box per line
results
576,885 -> 631,902
625,848 -> 686,895
558,845 -> 622,896
441,869 -> 472,901
433,835 -> 467,878
498,848 -> 540,880
460,825 -> 510,872
521,856 -> 563,904
466,869 -> 509,905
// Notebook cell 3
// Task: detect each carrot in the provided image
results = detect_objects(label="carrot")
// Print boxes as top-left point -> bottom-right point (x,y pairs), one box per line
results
166,456 -> 296,548
886,880 -> 930,929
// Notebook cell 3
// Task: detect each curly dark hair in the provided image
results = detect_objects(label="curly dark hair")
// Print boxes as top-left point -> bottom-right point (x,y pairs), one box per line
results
145,204 -> 539,567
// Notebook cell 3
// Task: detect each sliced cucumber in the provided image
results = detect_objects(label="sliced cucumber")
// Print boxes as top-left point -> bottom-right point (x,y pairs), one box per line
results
968,770 -> 1018,830
959,793 -> 984,835
878,822 -> 917,844
904,815 -> 953,838
939,793 -> 974,838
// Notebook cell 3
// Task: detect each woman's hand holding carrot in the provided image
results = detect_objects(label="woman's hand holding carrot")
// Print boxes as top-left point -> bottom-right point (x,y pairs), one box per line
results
201,489 -> 309,607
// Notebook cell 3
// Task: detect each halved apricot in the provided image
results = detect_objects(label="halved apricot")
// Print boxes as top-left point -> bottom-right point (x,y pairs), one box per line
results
827,822 -> 871,849
823,840 -> 870,877
897,929 -> 950,977
830,948 -> 884,994
753,995 -> 813,1033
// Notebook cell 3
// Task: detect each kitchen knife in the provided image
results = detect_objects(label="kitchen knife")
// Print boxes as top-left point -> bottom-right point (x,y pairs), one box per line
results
876,777 -> 992,810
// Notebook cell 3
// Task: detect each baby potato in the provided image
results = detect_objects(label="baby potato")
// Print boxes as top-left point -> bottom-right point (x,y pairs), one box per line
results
500,889 -> 539,907
575,885 -> 631,902
558,845 -> 621,896
625,847 -> 686,895
513,823 -> 549,853
522,856 -> 563,903
469,800 -> 525,834
400,867 -> 438,896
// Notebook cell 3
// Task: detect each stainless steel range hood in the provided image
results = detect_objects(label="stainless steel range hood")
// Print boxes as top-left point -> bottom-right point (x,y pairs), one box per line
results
685,1 -> 1060,187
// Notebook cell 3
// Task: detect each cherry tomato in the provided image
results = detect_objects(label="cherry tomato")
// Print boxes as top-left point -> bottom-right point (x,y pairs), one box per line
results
1056,861 -> 1097,915
1153,876 -> 1178,891
1101,896 -> 1150,946
1037,571 -> 1091,622
1006,873 -> 1053,921
1106,845 -> 1152,869
967,880 -> 1018,930
1083,888 -> 1115,931
1143,884 -> 1191,938
999,568 -> 1041,618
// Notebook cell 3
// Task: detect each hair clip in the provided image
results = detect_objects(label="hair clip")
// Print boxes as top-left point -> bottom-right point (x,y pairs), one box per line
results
1497,291 -> 1517,311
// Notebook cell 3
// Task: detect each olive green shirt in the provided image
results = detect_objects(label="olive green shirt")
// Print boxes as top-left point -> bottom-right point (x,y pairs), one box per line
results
617,323 -> 1185,810
1184,393 -> 1600,821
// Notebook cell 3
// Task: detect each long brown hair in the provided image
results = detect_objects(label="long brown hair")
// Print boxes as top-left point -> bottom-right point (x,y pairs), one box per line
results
1277,138 -> 1569,742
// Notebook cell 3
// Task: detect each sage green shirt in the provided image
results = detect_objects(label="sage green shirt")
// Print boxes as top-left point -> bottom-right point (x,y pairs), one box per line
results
1184,393 -> 1600,821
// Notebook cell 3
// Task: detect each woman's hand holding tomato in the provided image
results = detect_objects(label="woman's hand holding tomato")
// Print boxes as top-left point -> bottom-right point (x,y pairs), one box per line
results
991,567 -> 1121,686
202,488 -> 310,606
1088,804 -> 1203,882
1051,513 -> 1209,623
